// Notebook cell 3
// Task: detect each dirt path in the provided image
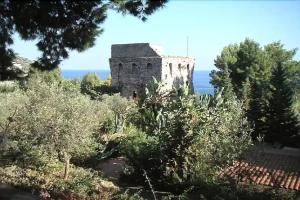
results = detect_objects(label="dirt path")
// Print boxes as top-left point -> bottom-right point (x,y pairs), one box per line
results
96,157 -> 127,182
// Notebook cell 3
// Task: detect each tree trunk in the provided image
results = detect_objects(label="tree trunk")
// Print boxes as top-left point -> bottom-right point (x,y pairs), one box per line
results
114,114 -> 118,133
64,153 -> 70,180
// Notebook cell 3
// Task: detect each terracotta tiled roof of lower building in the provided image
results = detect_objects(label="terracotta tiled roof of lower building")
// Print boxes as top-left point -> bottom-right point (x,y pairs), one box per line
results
220,145 -> 300,191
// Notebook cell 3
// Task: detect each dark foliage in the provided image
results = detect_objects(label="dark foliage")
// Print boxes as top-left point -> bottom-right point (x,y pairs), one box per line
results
0,0 -> 167,79
211,39 -> 300,145
248,81 -> 268,140
265,63 -> 299,145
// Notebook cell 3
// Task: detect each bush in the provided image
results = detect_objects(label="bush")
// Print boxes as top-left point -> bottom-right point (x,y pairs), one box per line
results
0,81 -> 18,93
0,89 -> 28,158
119,81 -> 252,189
188,92 -> 252,184
119,125 -> 160,177
60,79 -> 81,93
80,73 -> 120,98
102,94 -> 137,133
95,84 -> 119,96
81,73 -> 102,96
27,67 -> 62,84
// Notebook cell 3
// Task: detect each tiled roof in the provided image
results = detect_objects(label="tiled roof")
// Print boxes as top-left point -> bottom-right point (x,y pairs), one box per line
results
220,148 -> 300,191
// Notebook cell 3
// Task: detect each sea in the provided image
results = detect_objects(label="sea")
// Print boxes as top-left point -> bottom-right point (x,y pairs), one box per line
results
62,70 -> 214,95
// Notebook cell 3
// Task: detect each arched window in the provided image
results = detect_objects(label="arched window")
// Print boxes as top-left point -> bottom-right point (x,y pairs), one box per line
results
147,63 -> 152,72
132,63 -> 138,73
187,64 -> 190,79
169,63 -> 172,76
178,63 -> 182,74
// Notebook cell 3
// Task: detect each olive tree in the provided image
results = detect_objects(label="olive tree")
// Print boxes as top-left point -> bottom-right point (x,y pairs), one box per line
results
2,77 -> 110,179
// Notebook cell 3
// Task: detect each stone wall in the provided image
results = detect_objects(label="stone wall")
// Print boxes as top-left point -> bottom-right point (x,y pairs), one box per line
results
161,56 -> 195,91
110,56 -> 162,97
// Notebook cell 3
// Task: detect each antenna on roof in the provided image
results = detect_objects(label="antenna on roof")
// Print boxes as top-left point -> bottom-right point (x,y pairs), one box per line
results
186,36 -> 189,57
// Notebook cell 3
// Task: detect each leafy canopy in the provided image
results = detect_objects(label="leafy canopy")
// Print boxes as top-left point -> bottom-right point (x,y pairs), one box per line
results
210,39 -> 300,144
0,0 -> 168,79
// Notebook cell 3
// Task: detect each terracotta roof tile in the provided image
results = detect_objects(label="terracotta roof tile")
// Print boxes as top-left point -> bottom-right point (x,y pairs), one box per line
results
220,150 -> 300,191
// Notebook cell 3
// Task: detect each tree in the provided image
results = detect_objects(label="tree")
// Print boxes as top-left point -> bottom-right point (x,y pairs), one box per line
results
0,0 -> 168,80
211,39 -> 268,104
211,39 -> 300,144
265,63 -> 299,145
210,44 -> 239,91
218,64 -> 235,100
248,81 -> 267,140
2,77 -> 108,180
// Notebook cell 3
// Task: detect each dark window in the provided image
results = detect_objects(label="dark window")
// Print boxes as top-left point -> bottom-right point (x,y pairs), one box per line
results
169,63 -> 172,76
147,63 -> 152,72
178,63 -> 182,74
165,74 -> 168,79
118,63 -> 123,72
117,63 -> 123,83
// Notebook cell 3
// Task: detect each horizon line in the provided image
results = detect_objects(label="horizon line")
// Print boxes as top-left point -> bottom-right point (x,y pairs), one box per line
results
61,68 -> 214,72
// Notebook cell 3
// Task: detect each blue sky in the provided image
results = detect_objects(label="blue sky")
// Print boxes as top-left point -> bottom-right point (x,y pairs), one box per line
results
11,0 -> 300,71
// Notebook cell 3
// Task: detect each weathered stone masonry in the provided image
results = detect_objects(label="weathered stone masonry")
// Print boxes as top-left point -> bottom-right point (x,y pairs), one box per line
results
109,43 -> 195,98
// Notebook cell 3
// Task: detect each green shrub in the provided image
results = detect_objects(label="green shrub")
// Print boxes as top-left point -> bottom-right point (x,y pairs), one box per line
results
27,67 -> 62,84
81,73 -> 102,96
0,81 -> 18,93
80,73 -> 120,98
60,79 -> 81,93
119,125 -> 160,175
119,80 -> 252,188
188,92 -> 252,184
0,89 -> 28,158
95,84 -> 119,96
102,94 -> 137,133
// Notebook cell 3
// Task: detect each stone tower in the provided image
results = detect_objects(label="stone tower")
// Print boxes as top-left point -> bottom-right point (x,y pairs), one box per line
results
109,43 -> 195,98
